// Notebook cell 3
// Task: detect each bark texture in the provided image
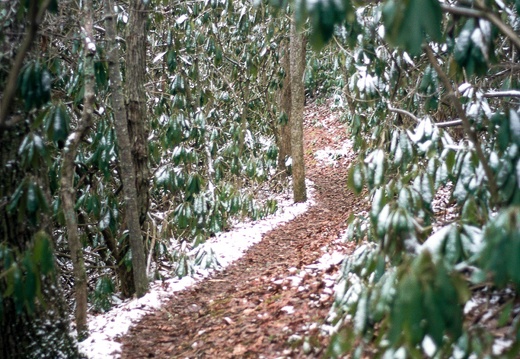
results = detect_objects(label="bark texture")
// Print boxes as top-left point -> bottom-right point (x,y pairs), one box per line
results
59,0 -> 95,339
125,0 -> 151,226
289,22 -> 307,203
105,0 -> 148,297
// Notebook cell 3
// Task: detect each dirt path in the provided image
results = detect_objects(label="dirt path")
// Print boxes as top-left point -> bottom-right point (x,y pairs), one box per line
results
120,102 -> 366,358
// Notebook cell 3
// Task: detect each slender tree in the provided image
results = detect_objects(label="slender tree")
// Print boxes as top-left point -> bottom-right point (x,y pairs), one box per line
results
59,0 -> 95,339
289,21 -> 307,202
105,0 -> 148,297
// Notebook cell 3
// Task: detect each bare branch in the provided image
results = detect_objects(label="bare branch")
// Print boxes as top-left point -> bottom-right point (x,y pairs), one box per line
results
388,104 -> 420,123
484,90 -> 520,98
388,104 -> 464,127
436,119 -> 463,128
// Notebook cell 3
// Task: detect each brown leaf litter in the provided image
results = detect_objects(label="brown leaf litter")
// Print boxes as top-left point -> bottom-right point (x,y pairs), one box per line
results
119,101 -> 367,358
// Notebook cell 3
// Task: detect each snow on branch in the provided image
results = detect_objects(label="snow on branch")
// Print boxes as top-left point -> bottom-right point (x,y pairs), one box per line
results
388,104 -> 463,128
484,90 -> 520,98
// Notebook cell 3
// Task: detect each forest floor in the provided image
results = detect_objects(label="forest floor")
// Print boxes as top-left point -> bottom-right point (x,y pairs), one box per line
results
119,101 -> 367,358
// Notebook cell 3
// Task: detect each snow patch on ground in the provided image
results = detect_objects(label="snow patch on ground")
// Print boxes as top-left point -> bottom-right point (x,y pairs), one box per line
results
78,180 -> 316,359
493,338 -> 513,356
463,298 -> 479,314
314,141 -> 353,166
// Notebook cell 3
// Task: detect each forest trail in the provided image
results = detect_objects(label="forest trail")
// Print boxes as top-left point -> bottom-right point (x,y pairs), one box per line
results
120,102 -> 367,358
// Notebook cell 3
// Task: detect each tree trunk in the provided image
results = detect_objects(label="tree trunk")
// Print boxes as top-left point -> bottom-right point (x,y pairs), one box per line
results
276,39 -> 292,175
125,0 -> 151,227
105,0 -> 148,297
289,21 -> 307,203
59,0 -> 95,339
1,128 -> 80,359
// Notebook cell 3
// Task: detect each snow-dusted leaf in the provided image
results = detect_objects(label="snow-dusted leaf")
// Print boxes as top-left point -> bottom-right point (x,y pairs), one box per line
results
407,120 -> 425,144
153,51 -> 167,64
376,204 -> 391,238
354,291 -> 368,334
509,109 -> 520,143
176,14 -> 188,25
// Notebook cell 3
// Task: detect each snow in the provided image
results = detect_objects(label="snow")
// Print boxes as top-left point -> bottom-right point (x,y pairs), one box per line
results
304,251 -> 344,271
377,25 -> 385,38
422,335 -> 437,357
77,110 -> 356,358
78,179 -> 316,358
458,82 -> 472,95
509,109 -> 520,141
287,334 -> 303,343
420,224 -> 452,258
402,52 -> 414,66
63,133 -> 77,150
314,141 -> 353,166
86,40 -> 96,52
152,51 -> 167,64
463,298 -> 478,314
199,182 -> 315,269
281,305 -> 295,315
486,90 -> 520,97
154,165 -> 169,183
493,338 -> 513,355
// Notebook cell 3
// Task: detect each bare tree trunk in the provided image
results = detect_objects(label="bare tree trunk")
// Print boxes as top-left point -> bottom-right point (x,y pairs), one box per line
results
289,21 -> 307,203
59,0 -> 95,340
125,0 -> 151,227
105,0 -> 148,297
276,39 -> 292,175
